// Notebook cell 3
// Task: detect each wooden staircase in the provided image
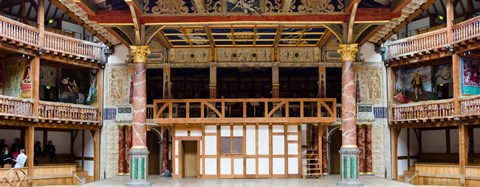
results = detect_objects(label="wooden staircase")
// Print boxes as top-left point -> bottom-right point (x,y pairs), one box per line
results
398,166 -> 416,183
74,166 -> 94,185
303,148 -> 322,179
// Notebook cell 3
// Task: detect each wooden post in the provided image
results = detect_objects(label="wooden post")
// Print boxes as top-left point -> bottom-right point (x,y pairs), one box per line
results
391,128 -> 400,180
446,129 -> 451,154
453,54 -> 461,115
97,68 -> 104,121
93,129 -> 100,181
209,66 -> 216,99
32,57 -> 40,117
459,124 -> 469,186
318,126 -> 325,178
387,67 -> 395,121
272,66 -> 279,98
27,125 -> 34,185
37,0 -> 45,47
407,129 -> 410,167
82,130 -> 85,169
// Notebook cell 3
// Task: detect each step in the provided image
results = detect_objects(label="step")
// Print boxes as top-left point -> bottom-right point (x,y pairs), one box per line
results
397,175 -> 405,181
76,171 -> 89,178
408,166 -> 415,171
403,170 -> 415,176
76,167 -> 83,172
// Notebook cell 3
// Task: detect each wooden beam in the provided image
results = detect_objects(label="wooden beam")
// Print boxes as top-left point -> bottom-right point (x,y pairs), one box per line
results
358,25 -> 383,45
82,130 -> 85,170
459,124 -> 468,186
347,0 -> 360,43
93,129 -> 100,181
73,0 -> 98,16
27,125 -> 34,184
32,57 -> 40,117
89,8 -> 398,25
392,0 -> 413,13
124,0 -> 142,45
391,128 -> 400,180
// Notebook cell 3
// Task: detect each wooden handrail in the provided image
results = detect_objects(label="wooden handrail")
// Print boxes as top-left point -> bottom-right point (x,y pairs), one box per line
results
460,95 -> 480,116
38,101 -> 99,123
0,95 -> 34,118
45,31 -> 104,61
453,16 -> 480,43
153,98 -> 337,124
392,99 -> 454,121
0,16 -> 39,46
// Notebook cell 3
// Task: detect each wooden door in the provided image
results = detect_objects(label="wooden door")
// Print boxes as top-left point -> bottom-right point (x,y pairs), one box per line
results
329,130 -> 342,174
182,141 -> 197,178
147,131 -> 160,175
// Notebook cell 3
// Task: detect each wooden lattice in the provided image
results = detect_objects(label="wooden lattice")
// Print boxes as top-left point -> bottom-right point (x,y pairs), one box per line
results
2,168 -> 27,187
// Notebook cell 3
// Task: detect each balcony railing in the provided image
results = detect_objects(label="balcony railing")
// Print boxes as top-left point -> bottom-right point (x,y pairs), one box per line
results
0,15 -> 104,62
386,16 -> 480,60
0,95 -> 33,119
38,101 -> 100,124
391,99 -> 455,122
153,98 -> 337,124
460,95 -> 480,117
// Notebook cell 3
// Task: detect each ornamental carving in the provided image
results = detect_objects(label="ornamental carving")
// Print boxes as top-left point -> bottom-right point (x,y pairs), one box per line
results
290,0 -> 344,13
130,46 -> 151,63
206,0 -> 222,13
279,47 -> 320,62
266,0 -> 282,13
170,48 -> 210,63
150,0 -> 190,14
357,66 -> 383,104
215,48 -> 273,62
107,66 -> 133,105
337,44 -> 358,62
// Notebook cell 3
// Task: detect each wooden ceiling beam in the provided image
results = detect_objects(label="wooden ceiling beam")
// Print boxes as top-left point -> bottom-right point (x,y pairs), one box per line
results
392,0 -> 412,13
90,8 -> 399,25
73,0 -> 97,16
124,0 -> 142,45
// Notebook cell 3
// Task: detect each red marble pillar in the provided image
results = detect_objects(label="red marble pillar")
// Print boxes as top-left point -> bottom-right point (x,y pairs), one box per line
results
126,126 -> 132,173
312,126 -> 319,150
322,131 -> 328,174
357,125 -> 365,174
161,128 -> 169,174
119,126 -> 125,174
365,124 -> 373,174
337,44 -> 361,186
128,46 -> 150,186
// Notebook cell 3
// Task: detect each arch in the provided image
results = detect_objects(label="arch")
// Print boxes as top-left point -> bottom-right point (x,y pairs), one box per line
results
144,25 -> 166,46
322,24 -> 343,44
147,126 -> 163,175
327,126 -> 342,174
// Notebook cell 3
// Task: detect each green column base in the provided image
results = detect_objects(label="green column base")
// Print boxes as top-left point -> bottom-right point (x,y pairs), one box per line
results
126,147 -> 150,187
337,147 -> 363,187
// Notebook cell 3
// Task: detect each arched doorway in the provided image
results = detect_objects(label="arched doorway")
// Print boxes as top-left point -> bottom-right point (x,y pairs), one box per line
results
328,128 -> 342,174
147,129 -> 162,175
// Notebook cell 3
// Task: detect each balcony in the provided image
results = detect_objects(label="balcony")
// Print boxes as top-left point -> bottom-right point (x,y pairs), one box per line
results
153,98 -> 337,124
0,15 -> 105,62
0,95 -> 100,125
391,96 -> 480,123
385,16 -> 480,62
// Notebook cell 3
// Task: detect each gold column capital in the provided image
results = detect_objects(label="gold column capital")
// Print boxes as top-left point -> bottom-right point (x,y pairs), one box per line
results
337,43 -> 359,62
130,46 -> 151,63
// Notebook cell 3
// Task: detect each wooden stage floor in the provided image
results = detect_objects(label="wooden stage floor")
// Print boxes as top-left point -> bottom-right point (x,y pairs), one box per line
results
80,175 -> 414,187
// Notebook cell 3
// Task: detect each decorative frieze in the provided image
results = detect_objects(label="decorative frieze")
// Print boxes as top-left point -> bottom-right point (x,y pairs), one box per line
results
170,48 -> 210,63
215,48 -> 273,62
278,47 -> 320,63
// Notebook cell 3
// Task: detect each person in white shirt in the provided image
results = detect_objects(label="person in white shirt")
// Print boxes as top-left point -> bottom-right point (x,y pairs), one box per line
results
14,149 -> 27,168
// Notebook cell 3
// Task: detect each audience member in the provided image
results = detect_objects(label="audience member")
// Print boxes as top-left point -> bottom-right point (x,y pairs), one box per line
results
1,146 -> 13,168
45,141 -> 56,163
11,138 -> 25,153
34,141 -> 42,165
14,149 -> 27,168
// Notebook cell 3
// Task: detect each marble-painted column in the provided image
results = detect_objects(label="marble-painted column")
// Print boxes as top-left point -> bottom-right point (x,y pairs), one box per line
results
318,66 -> 326,98
365,124 -> 373,174
161,128 -> 169,174
322,131 -> 328,174
119,126 -> 125,174
127,46 -> 150,187
272,66 -> 279,98
163,66 -> 172,99
357,125 -> 365,174
210,66 -> 217,99
337,44 -> 362,186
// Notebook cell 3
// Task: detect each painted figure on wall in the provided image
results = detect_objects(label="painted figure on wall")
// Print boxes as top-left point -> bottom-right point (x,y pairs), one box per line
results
59,77 -> 84,104
411,71 -> 424,100
86,70 -> 97,104
461,59 -> 480,95
227,0 -> 261,15
20,61 -> 32,98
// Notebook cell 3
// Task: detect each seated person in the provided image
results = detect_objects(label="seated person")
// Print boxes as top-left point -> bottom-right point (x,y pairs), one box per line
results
1,146 -> 13,168
45,141 -> 56,163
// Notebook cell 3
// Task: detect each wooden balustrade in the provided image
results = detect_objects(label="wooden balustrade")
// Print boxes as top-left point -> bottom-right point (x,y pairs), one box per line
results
38,101 -> 99,124
0,16 -> 39,47
453,16 -> 480,43
45,32 -> 104,61
0,15 -> 104,62
147,105 -> 154,119
153,98 -> 337,124
392,99 -> 454,122
387,28 -> 448,59
386,16 -> 480,60
460,95 -> 480,117
0,95 -> 33,118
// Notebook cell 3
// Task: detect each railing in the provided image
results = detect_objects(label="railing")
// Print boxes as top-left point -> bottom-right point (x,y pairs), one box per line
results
45,32 -> 104,61
392,99 -> 454,122
386,16 -> 480,60
387,28 -> 448,59
460,95 -> 480,116
0,15 -> 39,47
0,95 -> 34,118
453,16 -> 480,43
38,101 -> 99,123
153,98 -> 337,124
147,105 -> 154,120
0,15 -> 104,62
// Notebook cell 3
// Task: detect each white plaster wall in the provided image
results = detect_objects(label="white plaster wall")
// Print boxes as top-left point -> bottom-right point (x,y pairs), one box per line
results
48,131 -> 71,154
422,130 -> 447,153
360,42 -> 382,63
0,129 -> 21,148
34,131 -> 43,145
108,45 -> 129,65
258,125 -> 269,155
246,125 -> 256,155
398,17 -> 430,39
475,128 -> 480,153
450,129 -> 459,153
72,130 -> 95,176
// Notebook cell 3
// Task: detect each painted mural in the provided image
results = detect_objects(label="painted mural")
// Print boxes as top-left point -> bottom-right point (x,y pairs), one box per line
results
394,66 -> 434,103
226,0 -> 261,15
462,58 -> 480,95
58,68 -> 97,105
4,57 -> 29,98
107,66 -> 134,105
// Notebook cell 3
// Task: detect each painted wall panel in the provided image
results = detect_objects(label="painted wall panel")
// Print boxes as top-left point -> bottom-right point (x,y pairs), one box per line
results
258,126 -> 269,155
287,135 -> 298,141
246,125 -> 256,155
205,126 -> 217,133
288,143 -> 298,155
287,125 -> 298,132
221,126 -> 230,137
200,158 -> 202,175
221,158 -> 232,175
272,125 -> 284,133
205,158 -> 217,175
204,136 -> 217,155
175,130 -> 188,137
258,158 -> 269,174
233,126 -> 243,136
234,158 -> 243,175
175,158 -> 179,175
272,158 -> 285,175
288,158 -> 298,174
246,158 -> 256,174
190,130 -> 202,137
272,136 -> 285,155
175,140 -> 179,156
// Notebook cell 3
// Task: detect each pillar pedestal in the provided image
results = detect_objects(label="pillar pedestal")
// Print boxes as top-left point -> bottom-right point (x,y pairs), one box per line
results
337,147 -> 362,186
127,148 -> 150,187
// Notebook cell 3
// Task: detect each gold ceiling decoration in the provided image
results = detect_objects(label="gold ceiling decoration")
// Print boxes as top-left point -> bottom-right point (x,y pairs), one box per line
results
151,0 -> 190,14
290,0 -> 344,13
